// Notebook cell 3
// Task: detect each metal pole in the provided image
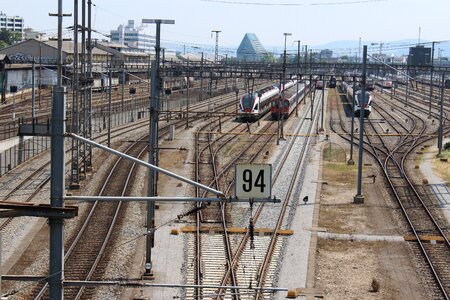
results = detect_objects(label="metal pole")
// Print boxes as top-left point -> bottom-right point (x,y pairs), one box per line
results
56,2 -> 63,87
49,0 -> 66,297
428,41 -> 435,118
405,65 -> 409,107
310,74 -> 313,120
185,58 -> 190,129
280,33 -> 290,141
320,75 -> 324,131
0,233 -> 2,296
69,133 -> 224,196
108,63 -> 112,147
358,37 -> 361,63
141,22 -> 173,277
224,54 -> 228,92
304,45 -> 308,65
80,0 -> 87,175
437,72 -> 445,155
295,40 -> 300,117
31,58 -> 35,121
39,40 -> 42,107
146,59 -> 158,278
235,89 -> 238,118
348,76 -> 356,165
70,0 -> 80,187
49,85 -> 66,300
121,66 -> 125,110
354,45 -> 367,204
309,49 -> 313,120
200,52 -> 204,102
86,0 -> 93,170
277,74 -> 281,145
211,30 -> 221,63
295,74 -> 299,117
12,92 -> 15,121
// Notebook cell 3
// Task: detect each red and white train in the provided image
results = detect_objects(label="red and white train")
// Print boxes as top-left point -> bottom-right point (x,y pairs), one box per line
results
238,79 -> 297,121
271,82 -> 307,120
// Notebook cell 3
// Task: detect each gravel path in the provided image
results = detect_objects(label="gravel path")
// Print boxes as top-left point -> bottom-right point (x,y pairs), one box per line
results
419,138 -> 450,223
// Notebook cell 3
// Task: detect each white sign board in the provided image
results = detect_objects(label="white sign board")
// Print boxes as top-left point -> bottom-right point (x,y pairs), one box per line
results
235,164 -> 272,199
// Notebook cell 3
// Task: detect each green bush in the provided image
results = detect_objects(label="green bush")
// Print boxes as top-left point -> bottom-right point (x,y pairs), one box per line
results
444,142 -> 450,151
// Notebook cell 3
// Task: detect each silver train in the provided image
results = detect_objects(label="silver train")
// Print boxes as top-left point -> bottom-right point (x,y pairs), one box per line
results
341,81 -> 373,117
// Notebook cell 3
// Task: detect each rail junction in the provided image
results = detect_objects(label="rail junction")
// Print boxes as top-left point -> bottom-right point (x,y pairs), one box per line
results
0,9 -> 449,300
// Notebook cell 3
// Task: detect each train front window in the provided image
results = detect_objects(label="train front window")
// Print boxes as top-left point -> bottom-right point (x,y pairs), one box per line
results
357,93 -> 371,105
242,94 -> 254,109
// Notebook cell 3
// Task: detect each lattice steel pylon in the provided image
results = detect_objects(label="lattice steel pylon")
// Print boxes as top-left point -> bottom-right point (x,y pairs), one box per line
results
211,30 -> 221,63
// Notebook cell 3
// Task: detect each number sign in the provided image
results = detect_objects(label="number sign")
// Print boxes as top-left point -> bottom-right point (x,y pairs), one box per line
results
235,164 -> 272,199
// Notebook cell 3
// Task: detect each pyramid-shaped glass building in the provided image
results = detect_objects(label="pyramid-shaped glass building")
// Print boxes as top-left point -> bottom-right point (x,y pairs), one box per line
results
237,33 -> 267,62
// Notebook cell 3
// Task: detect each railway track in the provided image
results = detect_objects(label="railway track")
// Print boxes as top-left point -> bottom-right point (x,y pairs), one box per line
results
185,82 -> 318,299
0,81 -> 263,297
34,138 -> 148,299
331,84 -> 450,299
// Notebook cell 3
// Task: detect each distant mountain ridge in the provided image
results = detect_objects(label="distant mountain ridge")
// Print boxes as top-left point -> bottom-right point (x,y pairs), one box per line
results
283,39 -> 450,57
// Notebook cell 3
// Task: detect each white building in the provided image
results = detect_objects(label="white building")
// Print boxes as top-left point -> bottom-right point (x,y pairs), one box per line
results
110,20 -> 155,52
0,11 -> 24,37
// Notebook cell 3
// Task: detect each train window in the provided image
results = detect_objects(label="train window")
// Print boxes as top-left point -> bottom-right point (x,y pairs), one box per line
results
357,93 -> 371,104
242,95 -> 254,108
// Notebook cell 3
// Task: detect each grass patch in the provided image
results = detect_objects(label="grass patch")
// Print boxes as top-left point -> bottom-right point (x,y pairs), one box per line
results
432,149 -> 450,183
323,142 -> 347,162
323,161 -> 358,184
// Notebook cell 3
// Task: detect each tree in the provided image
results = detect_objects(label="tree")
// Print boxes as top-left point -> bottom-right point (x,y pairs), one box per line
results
261,52 -> 276,63
0,29 -> 21,48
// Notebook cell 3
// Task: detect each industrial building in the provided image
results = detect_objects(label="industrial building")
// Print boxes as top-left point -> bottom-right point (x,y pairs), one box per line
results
408,45 -> 432,66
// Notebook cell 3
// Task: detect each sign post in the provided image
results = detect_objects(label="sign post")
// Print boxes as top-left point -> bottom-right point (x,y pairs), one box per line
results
235,164 -> 272,201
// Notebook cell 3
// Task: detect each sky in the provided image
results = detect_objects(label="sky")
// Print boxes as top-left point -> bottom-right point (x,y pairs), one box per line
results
1,0 -> 449,56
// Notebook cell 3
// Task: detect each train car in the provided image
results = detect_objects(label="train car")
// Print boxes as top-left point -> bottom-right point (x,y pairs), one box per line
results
354,90 -> 373,117
316,80 -> 324,90
164,76 -> 195,95
341,81 -> 373,118
375,77 -> 393,89
366,78 -> 375,91
328,77 -> 337,88
271,97 -> 290,120
271,80 -> 305,120
239,84 -> 279,121
379,79 -> 393,89
239,78 -> 299,121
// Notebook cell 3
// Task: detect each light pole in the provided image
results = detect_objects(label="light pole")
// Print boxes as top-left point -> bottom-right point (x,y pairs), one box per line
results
185,58 -> 190,129
278,32 -> 291,144
437,72 -> 445,155
142,18 -> 175,278
294,40 -> 301,117
211,30 -> 221,63
354,45 -> 368,204
348,76 -> 356,165
428,41 -> 437,118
